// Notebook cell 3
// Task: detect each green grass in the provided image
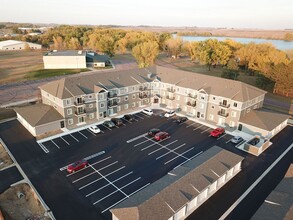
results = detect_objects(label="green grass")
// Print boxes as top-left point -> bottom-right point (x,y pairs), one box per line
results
26,68 -> 90,80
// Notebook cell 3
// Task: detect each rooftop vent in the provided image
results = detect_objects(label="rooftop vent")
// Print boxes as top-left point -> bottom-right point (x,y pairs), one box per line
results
53,50 -> 57,52
147,73 -> 153,79
78,50 -> 83,55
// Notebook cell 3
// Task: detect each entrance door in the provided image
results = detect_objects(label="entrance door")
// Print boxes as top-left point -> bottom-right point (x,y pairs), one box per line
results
103,111 -> 107,118
60,121 -> 65,128
197,112 -> 200,118
154,98 -> 158,103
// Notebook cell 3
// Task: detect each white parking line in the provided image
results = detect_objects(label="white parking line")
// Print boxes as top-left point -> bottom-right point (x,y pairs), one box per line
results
193,124 -> 204,131
51,140 -> 60,149
66,156 -> 111,177
156,143 -> 186,160
72,161 -> 118,183
186,122 -> 197,128
70,134 -> 79,142
148,140 -> 179,155
61,136 -> 70,145
78,131 -> 88,139
101,124 -> 112,131
79,166 -> 125,190
86,129 -> 97,136
201,127 -> 211,133
101,182 -> 150,213
126,133 -> 147,143
86,171 -> 133,197
141,137 -> 170,151
226,139 -> 232,144
134,139 -> 150,147
121,117 -> 132,124
217,133 -> 228,140
165,147 -> 194,165
38,143 -> 49,153
134,113 -> 144,119
173,151 -> 203,170
93,177 -> 141,205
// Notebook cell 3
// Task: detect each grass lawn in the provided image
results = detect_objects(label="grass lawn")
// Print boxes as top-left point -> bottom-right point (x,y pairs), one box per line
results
25,68 -> 90,80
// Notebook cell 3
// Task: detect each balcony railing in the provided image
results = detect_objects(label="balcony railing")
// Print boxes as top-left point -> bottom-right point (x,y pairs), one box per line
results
108,93 -> 117,99
108,101 -> 118,108
219,102 -> 230,108
74,100 -> 85,106
188,93 -> 197,99
218,111 -> 229,117
167,88 -> 176,93
166,96 -> 175,100
139,94 -> 150,99
186,101 -> 196,107
139,86 -> 148,91
75,109 -> 86,115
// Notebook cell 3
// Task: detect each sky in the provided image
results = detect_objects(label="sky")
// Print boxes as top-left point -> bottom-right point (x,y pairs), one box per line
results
1,0 -> 293,29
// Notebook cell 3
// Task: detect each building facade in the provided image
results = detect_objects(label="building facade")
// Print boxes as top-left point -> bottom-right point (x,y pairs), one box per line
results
0,40 -> 42,50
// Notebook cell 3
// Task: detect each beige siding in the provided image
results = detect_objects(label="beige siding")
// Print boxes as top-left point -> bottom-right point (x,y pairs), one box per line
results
43,56 -> 86,69
35,121 -> 62,136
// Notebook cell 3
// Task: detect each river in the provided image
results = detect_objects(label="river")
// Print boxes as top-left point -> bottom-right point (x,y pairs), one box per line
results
175,35 -> 293,51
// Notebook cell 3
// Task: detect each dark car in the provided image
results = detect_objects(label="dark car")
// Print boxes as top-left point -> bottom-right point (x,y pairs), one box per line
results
210,127 -> 225,137
154,132 -> 169,141
67,160 -> 88,173
111,118 -> 123,126
123,114 -> 135,122
148,128 -> 161,137
177,116 -> 188,123
103,120 -> 115,128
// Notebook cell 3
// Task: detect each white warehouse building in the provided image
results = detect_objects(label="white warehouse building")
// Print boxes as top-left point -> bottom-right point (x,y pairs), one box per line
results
0,40 -> 42,50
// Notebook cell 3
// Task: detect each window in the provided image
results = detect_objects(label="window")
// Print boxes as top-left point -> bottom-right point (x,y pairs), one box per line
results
247,108 -> 251,113
117,98 -> 120,103
117,106 -> 121,111
99,112 -> 103,117
132,94 -> 136,99
124,104 -> 128,110
99,93 -> 104,100
66,99 -> 71,105
68,119 -> 73,125
213,97 -> 216,100
231,111 -> 236,117
89,95 -> 92,99
124,96 -> 129,101
211,105 -> 215,109
145,99 -> 149,103
67,109 -> 72,115
100,103 -> 105,108
176,95 -> 180,101
89,113 -> 94,119
201,96 -> 205,100
234,102 -> 238,107
201,114 -> 204,118
132,102 -> 135,107
89,104 -> 93,108
209,114 -> 214,120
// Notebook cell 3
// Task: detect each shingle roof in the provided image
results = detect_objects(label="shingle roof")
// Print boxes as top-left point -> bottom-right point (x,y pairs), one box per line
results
110,146 -> 244,220
14,104 -> 63,126
239,109 -> 289,131
39,65 -> 266,102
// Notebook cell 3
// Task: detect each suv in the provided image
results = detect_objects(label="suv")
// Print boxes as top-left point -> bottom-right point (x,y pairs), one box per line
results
103,120 -> 115,128
177,116 -> 188,123
123,114 -> 135,122
67,160 -> 88,173
111,118 -> 123,126
154,132 -> 169,141
148,128 -> 161,137
142,108 -> 153,116
210,127 -> 225,137
164,110 -> 175,118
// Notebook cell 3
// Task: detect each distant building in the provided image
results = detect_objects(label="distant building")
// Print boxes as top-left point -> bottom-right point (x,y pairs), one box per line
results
43,50 -> 110,69
0,40 -> 42,50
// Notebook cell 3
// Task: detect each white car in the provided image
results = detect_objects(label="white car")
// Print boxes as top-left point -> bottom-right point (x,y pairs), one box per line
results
89,125 -> 101,134
164,110 -> 176,118
142,108 -> 153,116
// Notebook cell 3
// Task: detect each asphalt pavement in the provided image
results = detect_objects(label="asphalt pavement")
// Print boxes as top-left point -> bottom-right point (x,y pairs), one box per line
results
0,166 -> 23,193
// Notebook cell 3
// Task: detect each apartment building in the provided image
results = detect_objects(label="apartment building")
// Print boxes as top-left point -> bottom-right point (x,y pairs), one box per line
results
15,66 -> 288,138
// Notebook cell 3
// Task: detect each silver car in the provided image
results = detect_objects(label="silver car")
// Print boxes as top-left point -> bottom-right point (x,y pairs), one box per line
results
231,136 -> 244,144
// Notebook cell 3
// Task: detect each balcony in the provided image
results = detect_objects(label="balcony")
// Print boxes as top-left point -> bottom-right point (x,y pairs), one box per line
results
167,88 -> 176,93
139,86 -> 148,91
166,96 -> 175,100
186,101 -> 196,107
74,100 -> 85,106
139,94 -> 150,99
188,93 -> 197,99
108,93 -> 117,99
218,111 -> 229,117
219,102 -> 230,108
108,101 -> 118,108
75,109 -> 86,115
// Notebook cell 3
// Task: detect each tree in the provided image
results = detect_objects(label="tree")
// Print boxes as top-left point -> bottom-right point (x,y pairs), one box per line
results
284,33 -> 293,41
183,41 -> 200,61
132,41 -> 159,68
165,37 -> 183,58
68,37 -> 81,50
115,38 -> 128,54
52,36 -> 66,50
158,33 -> 171,51
221,59 -> 240,80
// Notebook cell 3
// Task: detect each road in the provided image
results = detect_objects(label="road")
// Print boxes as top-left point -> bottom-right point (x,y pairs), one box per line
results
0,166 -> 23,193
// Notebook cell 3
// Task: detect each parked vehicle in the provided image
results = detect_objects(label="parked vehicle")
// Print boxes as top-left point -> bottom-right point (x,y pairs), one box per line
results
111,118 -> 123,126
177,116 -> 188,123
154,132 -> 169,141
142,108 -> 153,116
231,136 -> 244,144
67,160 -> 88,173
148,128 -> 161,137
89,125 -> 101,134
164,110 -> 176,118
103,120 -> 115,128
123,114 -> 135,122
210,127 -> 225,137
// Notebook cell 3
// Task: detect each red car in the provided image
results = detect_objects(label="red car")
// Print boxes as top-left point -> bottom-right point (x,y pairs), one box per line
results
67,160 -> 88,173
210,128 -> 225,137
154,132 -> 169,141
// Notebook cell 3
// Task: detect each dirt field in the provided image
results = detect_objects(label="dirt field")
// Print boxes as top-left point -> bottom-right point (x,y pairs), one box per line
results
0,50 -> 44,84
0,143 -> 13,170
0,183 -> 50,220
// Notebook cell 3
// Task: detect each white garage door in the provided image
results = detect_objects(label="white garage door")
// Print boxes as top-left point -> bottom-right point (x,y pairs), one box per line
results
217,174 -> 226,187
187,197 -> 198,212
174,206 -> 186,220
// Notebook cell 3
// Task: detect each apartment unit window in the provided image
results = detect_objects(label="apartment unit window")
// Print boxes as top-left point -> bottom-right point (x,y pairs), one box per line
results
201,96 -> 205,100
176,95 -> 180,101
89,113 -> 94,119
68,118 -> 73,125
89,95 -> 92,99
100,103 -> 105,108
124,96 -> 129,101
247,108 -> 251,113
67,109 -> 72,115
66,99 -> 71,105
132,86 -> 136,91
89,104 -> 93,108
117,98 -> 120,103
209,114 -> 214,120
213,97 -> 216,100
230,121 -> 235,127
231,111 -> 236,117
132,102 -> 135,107
201,114 -> 204,118
124,104 -> 128,110
78,117 -> 85,123
98,94 -> 104,100
233,102 -> 238,107
117,106 -> 121,111
99,113 -> 103,117
132,94 -> 136,99
145,99 -> 149,103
